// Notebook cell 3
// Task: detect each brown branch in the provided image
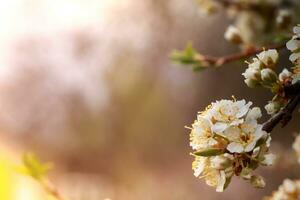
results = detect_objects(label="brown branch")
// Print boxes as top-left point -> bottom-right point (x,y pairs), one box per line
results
197,43 -> 286,67
262,82 -> 300,133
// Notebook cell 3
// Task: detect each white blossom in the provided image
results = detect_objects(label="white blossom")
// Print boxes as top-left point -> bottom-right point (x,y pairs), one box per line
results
189,98 -> 273,191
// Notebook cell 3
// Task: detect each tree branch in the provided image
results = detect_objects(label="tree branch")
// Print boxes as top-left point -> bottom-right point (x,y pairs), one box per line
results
262,82 -> 300,133
197,43 -> 286,67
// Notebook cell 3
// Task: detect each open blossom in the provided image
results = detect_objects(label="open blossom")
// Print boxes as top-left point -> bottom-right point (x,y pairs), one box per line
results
189,99 -> 274,191
264,179 -> 300,200
192,154 -> 233,192
286,25 -> 300,64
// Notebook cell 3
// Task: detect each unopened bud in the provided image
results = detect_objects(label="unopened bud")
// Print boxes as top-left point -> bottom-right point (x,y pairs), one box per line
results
242,67 -> 261,81
250,175 -> 266,188
244,78 -> 260,88
224,25 -> 243,44
257,49 -> 279,67
264,101 -> 281,115
261,68 -> 278,83
279,68 -> 292,82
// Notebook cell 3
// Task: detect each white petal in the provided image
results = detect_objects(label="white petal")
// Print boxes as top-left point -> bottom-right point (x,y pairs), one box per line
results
245,141 -> 256,152
193,126 -> 205,136
230,119 -> 244,126
227,142 -> 244,153
193,158 -> 206,177
286,37 -> 300,51
289,52 -> 300,62
236,101 -> 252,118
254,126 -> 266,140
212,122 -> 227,133
223,126 -> 240,140
246,107 -> 262,120
241,120 -> 257,134
216,171 -> 226,192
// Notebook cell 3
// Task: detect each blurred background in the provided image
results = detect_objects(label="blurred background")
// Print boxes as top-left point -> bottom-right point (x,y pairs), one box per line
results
0,0 -> 299,199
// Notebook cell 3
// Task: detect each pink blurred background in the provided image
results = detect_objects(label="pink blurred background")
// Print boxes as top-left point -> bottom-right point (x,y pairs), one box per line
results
0,0 -> 299,199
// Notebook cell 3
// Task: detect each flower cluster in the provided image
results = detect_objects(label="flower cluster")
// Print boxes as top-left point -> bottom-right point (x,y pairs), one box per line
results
189,99 -> 275,192
242,49 -> 294,115
264,179 -> 300,200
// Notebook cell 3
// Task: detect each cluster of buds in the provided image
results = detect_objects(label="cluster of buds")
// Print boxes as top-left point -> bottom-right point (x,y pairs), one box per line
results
242,49 -> 279,89
189,99 -> 275,192
243,49 -> 293,115
264,179 -> 300,200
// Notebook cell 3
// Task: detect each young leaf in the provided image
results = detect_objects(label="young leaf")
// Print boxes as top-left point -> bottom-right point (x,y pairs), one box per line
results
193,148 -> 224,157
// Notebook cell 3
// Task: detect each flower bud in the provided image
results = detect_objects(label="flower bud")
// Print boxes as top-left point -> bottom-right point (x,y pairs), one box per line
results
224,25 -> 243,44
257,49 -> 278,67
261,153 -> 276,166
250,175 -> 266,188
279,68 -> 292,82
244,78 -> 260,88
264,101 -> 281,115
242,67 -> 261,80
261,68 -> 278,83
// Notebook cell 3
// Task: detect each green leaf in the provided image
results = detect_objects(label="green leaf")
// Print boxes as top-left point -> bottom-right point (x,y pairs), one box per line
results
171,43 -> 195,63
22,152 -> 53,180
193,148 -> 224,157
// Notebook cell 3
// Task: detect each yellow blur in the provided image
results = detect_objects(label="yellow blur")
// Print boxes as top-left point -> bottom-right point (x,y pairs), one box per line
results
0,155 -> 46,200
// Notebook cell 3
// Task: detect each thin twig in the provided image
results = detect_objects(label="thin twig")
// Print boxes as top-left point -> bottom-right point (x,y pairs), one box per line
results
197,43 -> 286,67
